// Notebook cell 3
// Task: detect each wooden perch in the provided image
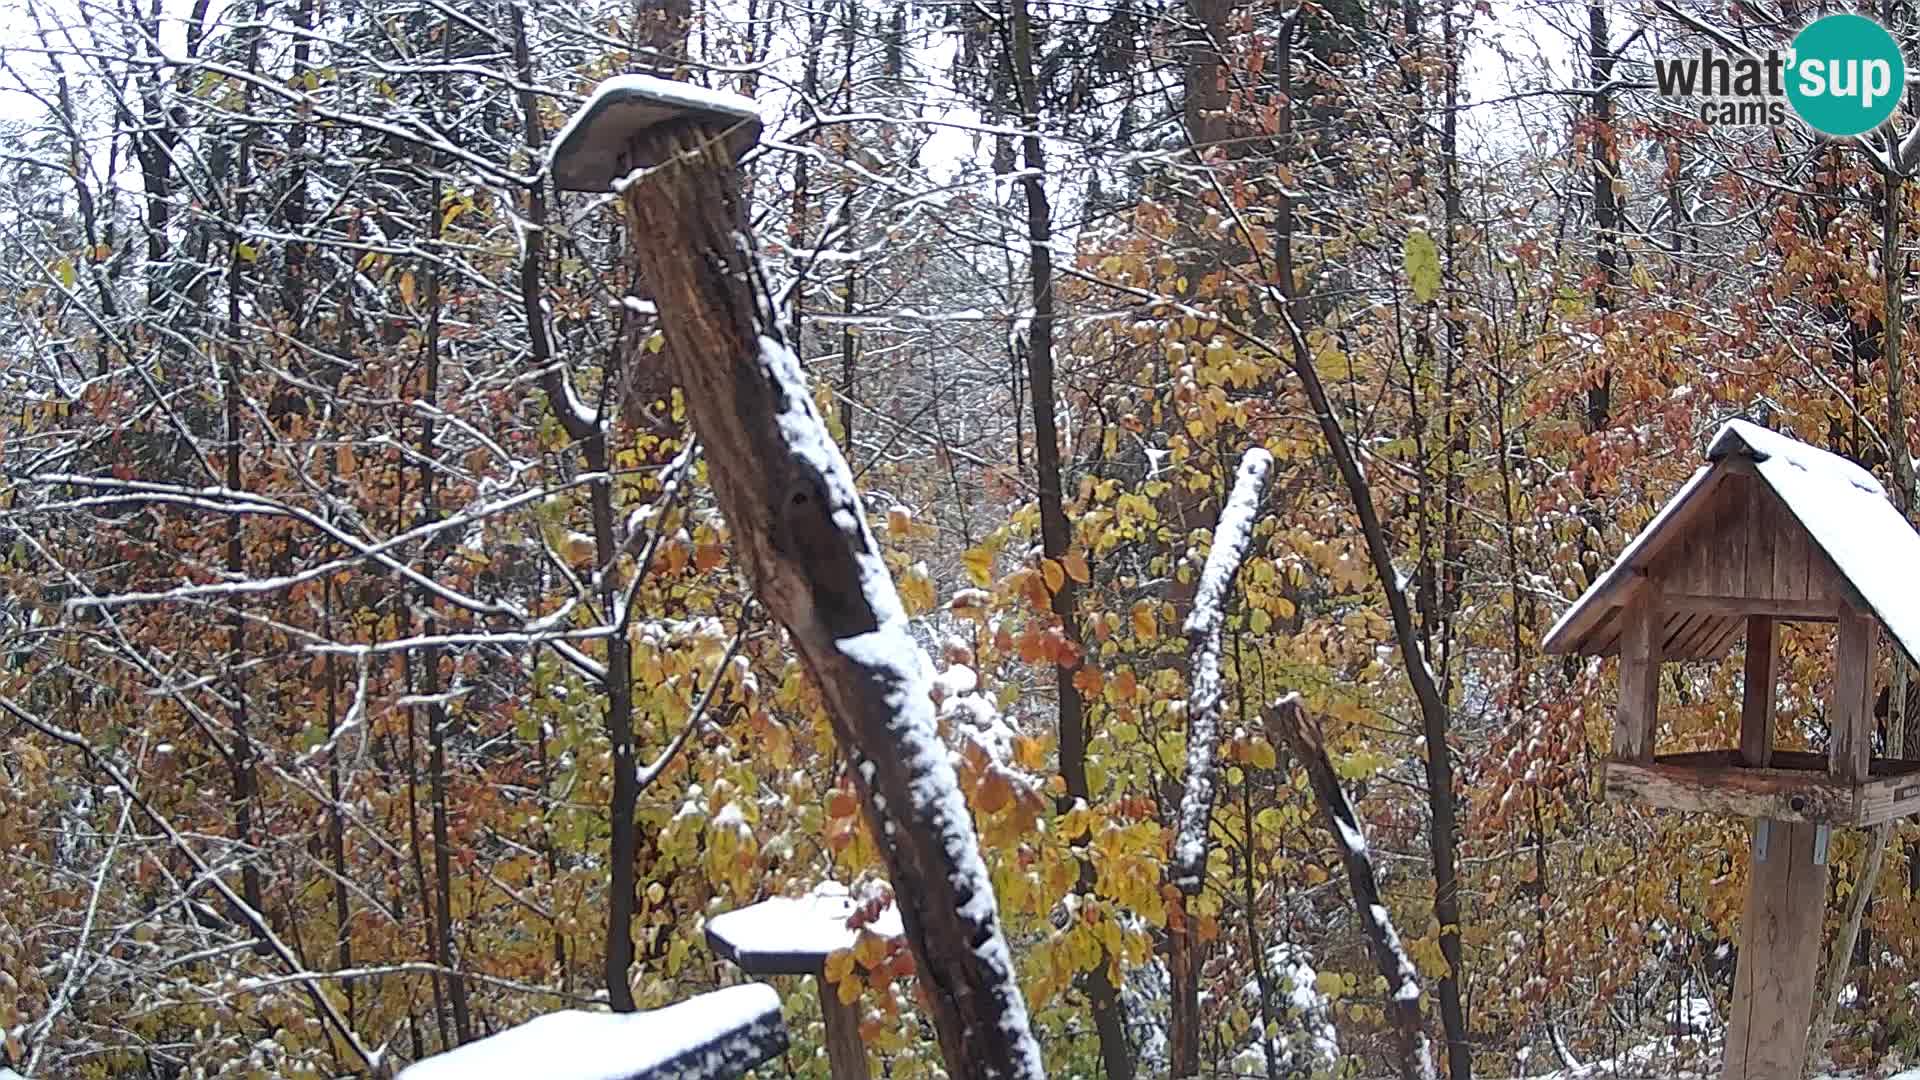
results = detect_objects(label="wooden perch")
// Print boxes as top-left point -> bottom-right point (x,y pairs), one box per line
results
1170,447 -> 1273,892
1268,694 -> 1436,1080
555,80 -> 1043,1080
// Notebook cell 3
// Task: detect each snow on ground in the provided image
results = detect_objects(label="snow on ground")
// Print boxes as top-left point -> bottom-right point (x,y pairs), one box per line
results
396,983 -> 784,1080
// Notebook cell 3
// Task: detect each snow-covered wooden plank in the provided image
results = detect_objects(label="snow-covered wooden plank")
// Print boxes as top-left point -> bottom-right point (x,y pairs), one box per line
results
396,984 -> 787,1080
549,75 -> 762,191
705,887 -> 902,976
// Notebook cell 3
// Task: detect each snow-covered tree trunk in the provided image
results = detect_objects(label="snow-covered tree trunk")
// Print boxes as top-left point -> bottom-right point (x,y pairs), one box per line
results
1268,694 -> 1436,1080
1170,446 -> 1272,892
615,120 -> 1043,1080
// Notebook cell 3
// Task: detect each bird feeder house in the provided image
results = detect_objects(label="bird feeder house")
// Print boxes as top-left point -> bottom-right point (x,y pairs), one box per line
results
1544,418 -> 1920,1078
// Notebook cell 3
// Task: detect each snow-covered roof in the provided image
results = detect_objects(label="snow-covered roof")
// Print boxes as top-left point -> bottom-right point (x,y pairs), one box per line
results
1544,419 -> 1920,667
705,883 -> 904,976
550,75 -> 763,192
395,983 -> 786,1080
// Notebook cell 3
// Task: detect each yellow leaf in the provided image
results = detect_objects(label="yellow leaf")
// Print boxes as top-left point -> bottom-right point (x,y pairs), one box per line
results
963,546 -> 994,588
399,270 -> 417,306
1249,738 -> 1277,770
236,242 -> 259,262
887,506 -> 913,537
1130,601 -> 1157,641
853,929 -> 889,969
1042,558 -> 1065,593
825,947 -> 854,983
837,971 -> 863,1004
899,562 -> 935,614
1403,229 -> 1441,304
55,258 -> 74,288
1062,551 -> 1090,584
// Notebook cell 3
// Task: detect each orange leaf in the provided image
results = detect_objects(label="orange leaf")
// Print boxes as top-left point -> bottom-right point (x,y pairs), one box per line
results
1042,558 -> 1065,593
975,771 -> 1013,814
1062,551 -> 1091,584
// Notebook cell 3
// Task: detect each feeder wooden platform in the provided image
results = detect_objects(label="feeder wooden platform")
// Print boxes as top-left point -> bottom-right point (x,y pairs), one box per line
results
1603,749 -> 1920,826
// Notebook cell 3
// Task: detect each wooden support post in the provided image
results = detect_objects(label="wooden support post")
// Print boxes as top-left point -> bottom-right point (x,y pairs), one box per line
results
1741,615 -> 1776,768
1724,608 -> 1876,1078
1614,592 -> 1660,762
1722,819 -> 1828,1080
816,975 -> 871,1080
1831,605 -> 1876,784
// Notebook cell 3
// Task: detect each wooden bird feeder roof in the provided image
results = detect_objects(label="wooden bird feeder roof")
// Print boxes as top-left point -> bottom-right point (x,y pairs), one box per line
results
549,74 -> 763,192
1543,419 -> 1920,670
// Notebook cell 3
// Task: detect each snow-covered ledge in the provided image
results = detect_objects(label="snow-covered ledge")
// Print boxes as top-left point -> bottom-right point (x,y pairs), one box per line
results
396,983 -> 786,1080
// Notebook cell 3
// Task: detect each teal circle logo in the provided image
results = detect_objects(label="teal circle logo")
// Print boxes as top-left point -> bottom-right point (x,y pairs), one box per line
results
1787,14 -> 1905,136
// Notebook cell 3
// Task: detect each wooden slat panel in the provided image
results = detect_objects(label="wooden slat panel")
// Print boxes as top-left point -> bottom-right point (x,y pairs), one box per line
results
1615,595 -> 1661,762
1657,594 -> 1838,621
1677,614 -> 1731,657
1717,477 -> 1749,598
1746,474 -> 1776,600
1771,495 -> 1806,603
1700,617 -> 1749,659
1722,820 -> 1829,1080
1831,606 -> 1875,784
1662,612 -> 1699,655
1858,772 -> 1920,826
1742,616 -> 1777,767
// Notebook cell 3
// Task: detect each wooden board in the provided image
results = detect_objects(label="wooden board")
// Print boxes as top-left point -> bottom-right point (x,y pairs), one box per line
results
1614,594 -> 1660,762
1722,819 -> 1827,1080
1603,756 -> 1855,824
1602,750 -> 1920,826
1741,616 -> 1776,768
1831,606 -> 1876,785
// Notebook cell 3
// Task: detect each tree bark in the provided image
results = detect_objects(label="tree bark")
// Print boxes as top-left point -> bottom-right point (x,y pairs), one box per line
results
1002,0 -> 1135,1072
1272,16 -> 1470,1077
1269,694 -> 1437,1080
617,121 -> 1043,1080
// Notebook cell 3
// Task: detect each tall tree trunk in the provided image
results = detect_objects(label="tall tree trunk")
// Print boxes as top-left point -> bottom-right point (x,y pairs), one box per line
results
1813,169 -> 1913,1064
1004,1 -> 1135,1073
508,5 -> 641,1013
617,115 -> 1043,1080
419,114 -> 473,1042
1272,16 -> 1471,1077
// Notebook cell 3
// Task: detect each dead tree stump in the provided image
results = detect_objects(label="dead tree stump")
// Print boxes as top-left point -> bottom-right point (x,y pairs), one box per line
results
552,79 -> 1043,1080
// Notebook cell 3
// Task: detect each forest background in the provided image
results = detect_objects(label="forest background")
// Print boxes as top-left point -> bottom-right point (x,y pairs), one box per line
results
1,0 -> 1917,1074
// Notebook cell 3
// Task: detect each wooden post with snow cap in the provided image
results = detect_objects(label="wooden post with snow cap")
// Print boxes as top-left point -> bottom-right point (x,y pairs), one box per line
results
551,77 -> 1044,1080
706,887 -> 905,1080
